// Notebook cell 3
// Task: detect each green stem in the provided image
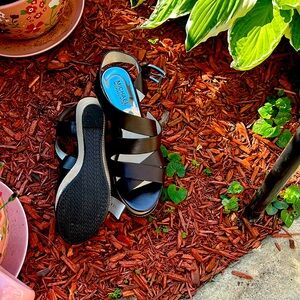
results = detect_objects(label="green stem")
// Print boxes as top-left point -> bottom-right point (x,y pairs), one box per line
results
0,193 -> 17,210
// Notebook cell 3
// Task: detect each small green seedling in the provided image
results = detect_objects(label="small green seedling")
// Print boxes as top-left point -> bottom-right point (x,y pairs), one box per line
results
148,38 -> 159,45
277,89 -> 285,97
203,167 -> 213,176
154,227 -> 161,234
166,153 -> 186,177
252,92 -> 293,148
160,146 -> 186,178
166,184 -> 187,204
165,207 -> 175,214
221,195 -> 239,214
160,145 -> 168,158
161,226 -> 169,233
181,231 -> 188,239
227,181 -> 244,194
108,288 -> 122,300
0,193 -> 18,211
134,269 -> 141,275
191,159 -> 200,168
160,145 -> 188,205
221,181 -> 244,214
147,215 -> 156,222
155,225 -> 169,234
0,162 -> 4,169
265,185 -> 300,227
276,129 -> 293,148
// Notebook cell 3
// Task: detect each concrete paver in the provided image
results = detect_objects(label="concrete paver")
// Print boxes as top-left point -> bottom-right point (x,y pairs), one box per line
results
194,219 -> 300,300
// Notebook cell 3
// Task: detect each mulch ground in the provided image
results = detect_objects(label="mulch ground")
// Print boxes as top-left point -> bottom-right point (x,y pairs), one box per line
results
1,0 -> 300,299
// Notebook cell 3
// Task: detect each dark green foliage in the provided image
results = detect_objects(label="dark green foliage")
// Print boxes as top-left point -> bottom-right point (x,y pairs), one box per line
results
252,92 -> 293,148
265,185 -> 300,227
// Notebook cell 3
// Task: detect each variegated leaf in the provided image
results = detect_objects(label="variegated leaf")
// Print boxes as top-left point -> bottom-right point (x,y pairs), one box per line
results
185,0 -> 257,51
130,0 -> 145,8
229,0 -> 293,70
140,0 -> 197,29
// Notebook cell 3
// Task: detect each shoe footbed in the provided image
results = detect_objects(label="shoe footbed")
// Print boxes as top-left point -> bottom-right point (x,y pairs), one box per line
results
101,67 -> 161,214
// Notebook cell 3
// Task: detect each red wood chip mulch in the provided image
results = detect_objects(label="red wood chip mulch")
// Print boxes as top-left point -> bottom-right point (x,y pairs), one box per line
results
0,0 -> 299,299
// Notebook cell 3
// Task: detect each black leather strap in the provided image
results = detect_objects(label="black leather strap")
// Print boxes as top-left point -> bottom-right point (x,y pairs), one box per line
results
111,151 -> 164,196
109,135 -> 161,155
100,99 -> 158,136
110,159 -> 163,183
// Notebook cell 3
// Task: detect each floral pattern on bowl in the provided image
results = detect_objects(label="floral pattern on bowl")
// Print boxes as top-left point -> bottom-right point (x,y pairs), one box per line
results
0,0 -> 68,40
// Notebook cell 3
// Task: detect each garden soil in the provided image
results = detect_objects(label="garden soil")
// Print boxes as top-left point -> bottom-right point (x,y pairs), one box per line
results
0,0 -> 299,299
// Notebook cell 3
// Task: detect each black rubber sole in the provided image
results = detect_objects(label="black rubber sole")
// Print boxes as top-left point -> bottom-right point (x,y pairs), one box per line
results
56,103 -> 110,244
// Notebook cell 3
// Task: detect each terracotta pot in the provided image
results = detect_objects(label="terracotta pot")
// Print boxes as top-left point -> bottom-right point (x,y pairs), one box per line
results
0,0 -> 69,40
0,198 -> 9,266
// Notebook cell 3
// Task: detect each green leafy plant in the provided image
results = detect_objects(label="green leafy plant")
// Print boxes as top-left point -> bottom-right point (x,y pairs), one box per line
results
221,181 -> 244,214
276,129 -> 293,148
252,92 -> 293,148
167,184 -> 188,204
227,181 -> 244,194
221,195 -> 239,214
148,215 -> 156,222
181,231 -> 188,239
160,145 -> 188,204
203,167 -> 213,176
160,145 -> 169,158
131,0 -> 300,71
165,207 -> 176,214
191,159 -> 200,168
265,185 -> 300,227
155,225 -> 170,234
148,38 -> 159,44
108,288 -> 122,300
166,152 -> 186,177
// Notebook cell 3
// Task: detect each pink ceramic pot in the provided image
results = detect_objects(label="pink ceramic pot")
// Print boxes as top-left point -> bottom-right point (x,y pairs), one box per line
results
0,266 -> 35,300
0,194 -> 9,266
0,0 -> 69,40
0,181 -> 29,277
0,182 -> 33,298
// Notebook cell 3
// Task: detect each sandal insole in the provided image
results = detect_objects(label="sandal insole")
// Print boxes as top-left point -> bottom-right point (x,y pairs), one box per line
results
101,67 -> 161,214
56,100 -> 110,244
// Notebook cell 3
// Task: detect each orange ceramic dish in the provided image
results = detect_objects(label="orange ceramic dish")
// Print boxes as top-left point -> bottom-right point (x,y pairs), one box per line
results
0,0 -> 85,57
0,0 -> 69,39
0,194 -> 8,265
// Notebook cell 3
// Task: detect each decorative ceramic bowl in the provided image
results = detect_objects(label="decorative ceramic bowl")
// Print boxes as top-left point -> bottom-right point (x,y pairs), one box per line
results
0,0 -> 84,57
0,0 -> 69,40
0,181 -> 28,277
0,194 -> 9,266
0,266 -> 35,300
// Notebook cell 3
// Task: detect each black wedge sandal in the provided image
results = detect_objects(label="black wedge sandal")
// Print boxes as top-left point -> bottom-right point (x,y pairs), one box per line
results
95,51 -> 166,216
55,97 -> 111,244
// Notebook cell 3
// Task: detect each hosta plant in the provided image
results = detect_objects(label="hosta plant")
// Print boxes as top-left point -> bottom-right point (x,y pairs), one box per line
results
131,0 -> 300,71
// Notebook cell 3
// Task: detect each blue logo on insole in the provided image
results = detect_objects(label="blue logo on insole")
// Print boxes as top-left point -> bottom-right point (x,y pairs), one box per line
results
113,80 -> 129,106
